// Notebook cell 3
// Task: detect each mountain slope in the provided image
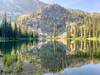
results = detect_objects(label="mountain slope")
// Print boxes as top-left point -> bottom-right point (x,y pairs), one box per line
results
0,0 -> 46,14
17,4 -> 86,35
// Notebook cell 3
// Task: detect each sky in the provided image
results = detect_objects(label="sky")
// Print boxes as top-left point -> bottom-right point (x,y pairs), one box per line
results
40,0 -> 100,12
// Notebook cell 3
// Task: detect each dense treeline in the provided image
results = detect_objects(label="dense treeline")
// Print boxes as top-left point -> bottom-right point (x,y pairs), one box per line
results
66,15 -> 100,38
0,14 -> 38,40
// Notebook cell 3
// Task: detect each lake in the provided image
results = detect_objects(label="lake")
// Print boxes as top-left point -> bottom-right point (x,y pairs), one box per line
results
0,39 -> 100,75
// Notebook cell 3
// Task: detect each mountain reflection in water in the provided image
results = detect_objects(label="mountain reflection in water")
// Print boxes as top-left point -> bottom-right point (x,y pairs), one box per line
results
0,39 -> 100,75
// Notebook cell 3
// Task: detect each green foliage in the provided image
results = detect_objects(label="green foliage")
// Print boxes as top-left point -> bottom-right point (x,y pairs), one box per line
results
4,51 -> 17,67
34,71 -> 42,75
16,59 -> 23,72
4,50 -> 24,72
0,14 -> 38,40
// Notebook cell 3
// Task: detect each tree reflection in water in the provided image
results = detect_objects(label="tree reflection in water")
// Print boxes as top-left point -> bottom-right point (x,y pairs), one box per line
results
1,40 -> 100,74
38,41 -> 67,72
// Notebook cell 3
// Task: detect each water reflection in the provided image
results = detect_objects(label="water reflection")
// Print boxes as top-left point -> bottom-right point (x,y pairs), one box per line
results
0,40 -> 34,54
64,64 -> 100,75
29,40 -> 100,73
38,41 -> 66,72
0,39 -> 100,74
0,40 -> 35,73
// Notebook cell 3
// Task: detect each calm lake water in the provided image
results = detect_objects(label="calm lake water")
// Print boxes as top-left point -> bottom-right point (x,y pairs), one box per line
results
0,39 -> 100,75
